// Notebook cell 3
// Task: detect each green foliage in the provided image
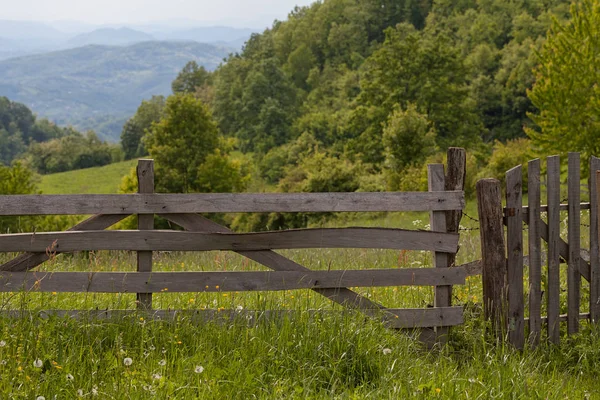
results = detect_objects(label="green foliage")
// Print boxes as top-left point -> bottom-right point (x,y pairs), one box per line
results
478,138 -> 533,188
196,150 -> 250,193
172,61 -> 213,94
121,96 -> 166,159
526,0 -> 600,163
0,162 -> 38,232
383,104 -> 436,173
25,131 -> 123,174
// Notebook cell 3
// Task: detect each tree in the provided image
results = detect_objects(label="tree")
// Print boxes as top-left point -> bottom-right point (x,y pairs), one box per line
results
0,162 -> 38,233
171,61 -> 212,94
143,94 -> 220,193
526,0 -> 600,161
120,96 -> 166,159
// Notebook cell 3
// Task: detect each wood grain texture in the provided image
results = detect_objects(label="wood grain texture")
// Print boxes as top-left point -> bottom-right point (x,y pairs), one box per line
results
506,165 -> 524,349
0,214 -> 126,272
161,213 -> 385,310
0,307 -> 464,329
567,153 -> 581,334
528,159 -> 542,346
0,228 -> 459,253
519,214 -> 590,282
0,191 -> 465,215
428,163 -> 450,342
476,178 -> 507,334
521,203 -> 590,217
136,159 -> 154,310
590,160 -> 600,322
0,269 -> 467,293
445,148 -> 466,271
547,155 -> 561,344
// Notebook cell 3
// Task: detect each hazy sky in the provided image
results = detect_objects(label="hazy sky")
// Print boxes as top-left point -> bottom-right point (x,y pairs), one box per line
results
0,0 -> 317,28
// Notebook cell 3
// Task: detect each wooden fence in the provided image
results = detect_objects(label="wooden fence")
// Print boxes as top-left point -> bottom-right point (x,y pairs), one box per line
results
0,149 -> 467,344
477,152 -> 599,348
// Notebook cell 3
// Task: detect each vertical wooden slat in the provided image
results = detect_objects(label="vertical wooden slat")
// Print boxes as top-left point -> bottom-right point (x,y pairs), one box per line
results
428,164 -> 450,343
506,165 -> 524,349
567,152 -> 581,334
137,159 -> 154,310
589,157 -> 600,322
476,178 -> 507,335
445,148 -> 467,268
547,155 -> 561,344
528,159 -> 542,345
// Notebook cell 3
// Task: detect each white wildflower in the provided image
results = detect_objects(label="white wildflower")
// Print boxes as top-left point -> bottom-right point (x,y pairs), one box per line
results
66,373 -> 74,381
194,365 -> 204,374
77,389 -> 84,397
33,359 -> 43,368
123,357 -> 133,366
158,359 -> 166,366
0,340 -> 6,347
152,373 -> 162,380
36,396 -> 45,400
382,348 -> 392,355
236,305 -> 243,311
91,386 -> 98,396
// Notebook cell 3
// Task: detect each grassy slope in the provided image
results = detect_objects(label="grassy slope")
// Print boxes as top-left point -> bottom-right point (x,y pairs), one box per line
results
38,159 -> 137,194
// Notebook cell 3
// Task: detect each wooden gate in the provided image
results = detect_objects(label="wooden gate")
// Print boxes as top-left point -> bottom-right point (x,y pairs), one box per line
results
0,152 -> 467,344
478,152 -> 599,348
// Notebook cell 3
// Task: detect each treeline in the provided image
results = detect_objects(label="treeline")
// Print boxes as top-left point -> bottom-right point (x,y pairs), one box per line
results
0,96 -> 123,174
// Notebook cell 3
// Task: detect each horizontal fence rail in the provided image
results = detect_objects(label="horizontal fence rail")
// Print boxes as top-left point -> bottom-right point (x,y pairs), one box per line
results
0,191 -> 465,215
0,228 -> 459,253
0,307 -> 464,329
0,268 -> 467,293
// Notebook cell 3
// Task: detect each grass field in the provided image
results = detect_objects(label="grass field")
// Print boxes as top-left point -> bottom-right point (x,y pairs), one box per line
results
38,159 -> 137,194
2,165 -> 599,398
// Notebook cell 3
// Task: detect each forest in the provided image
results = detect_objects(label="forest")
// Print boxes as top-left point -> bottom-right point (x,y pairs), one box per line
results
1,0 -> 599,231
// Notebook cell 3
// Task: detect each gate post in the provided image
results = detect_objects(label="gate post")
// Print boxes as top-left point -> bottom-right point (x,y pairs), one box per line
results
137,159 -> 154,310
476,178 -> 507,338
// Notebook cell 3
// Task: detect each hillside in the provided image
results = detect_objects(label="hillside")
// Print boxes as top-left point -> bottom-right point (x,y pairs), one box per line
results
67,27 -> 155,47
38,159 -> 137,194
0,41 -> 230,141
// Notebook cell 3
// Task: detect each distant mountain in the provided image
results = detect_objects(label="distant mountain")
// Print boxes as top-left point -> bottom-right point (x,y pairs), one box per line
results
155,26 -> 257,43
0,41 -> 230,141
67,27 -> 155,47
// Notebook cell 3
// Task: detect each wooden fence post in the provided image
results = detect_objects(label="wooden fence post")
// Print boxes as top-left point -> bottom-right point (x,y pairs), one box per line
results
506,166 -> 524,349
528,159 -> 542,346
476,178 -> 507,336
428,164 -> 450,343
137,159 -> 154,310
592,158 -> 600,322
445,147 -> 466,266
567,153 -> 581,334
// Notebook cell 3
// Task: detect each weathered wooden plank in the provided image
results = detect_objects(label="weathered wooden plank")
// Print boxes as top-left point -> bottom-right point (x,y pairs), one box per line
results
0,228 -> 459,253
137,159 -> 154,310
445,148 -> 466,242
521,203 -> 590,217
567,152 -> 581,334
0,214 -> 127,272
590,160 -> 600,322
547,155 -> 561,344
0,268 -> 467,293
476,178 -> 506,333
526,312 -> 590,324
528,159 -> 542,345
0,307 -> 464,329
520,215 -> 590,282
0,191 -> 465,215
161,213 -> 385,311
429,164 -> 451,342
506,165 -> 524,349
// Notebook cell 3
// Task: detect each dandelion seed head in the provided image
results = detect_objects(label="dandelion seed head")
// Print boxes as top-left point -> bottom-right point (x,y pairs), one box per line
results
77,389 -> 84,397
123,357 -> 133,366
66,373 -> 74,381
159,359 -> 166,366
0,340 -> 6,347
36,396 -> 45,400
33,359 -> 43,368
194,365 -> 204,374
382,348 -> 392,355
152,373 -> 162,380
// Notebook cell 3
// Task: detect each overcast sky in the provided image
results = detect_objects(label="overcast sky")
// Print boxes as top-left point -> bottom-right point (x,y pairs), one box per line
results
0,0 -> 317,28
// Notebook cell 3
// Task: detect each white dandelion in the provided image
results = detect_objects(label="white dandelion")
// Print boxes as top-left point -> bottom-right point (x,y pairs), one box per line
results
66,373 -> 74,381
152,373 -> 162,380
91,386 -> 98,396
0,340 -> 6,347
77,389 -> 84,397
123,357 -> 133,366
158,359 -> 166,366
36,396 -> 45,400
382,348 -> 392,355
33,359 -> 43,368
194,365 -> 204,374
